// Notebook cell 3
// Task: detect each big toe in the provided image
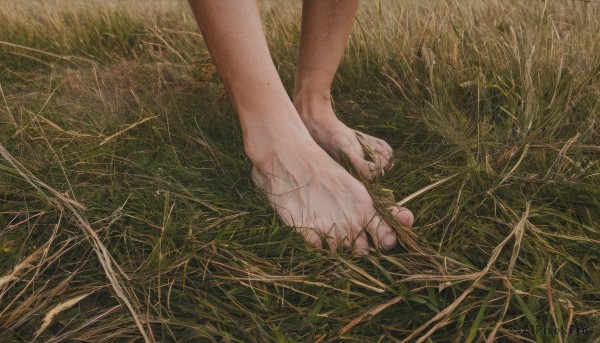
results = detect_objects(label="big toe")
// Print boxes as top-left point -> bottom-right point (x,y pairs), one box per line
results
387,206 -> 414,227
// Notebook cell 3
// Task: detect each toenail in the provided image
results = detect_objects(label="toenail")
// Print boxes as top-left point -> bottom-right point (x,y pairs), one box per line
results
397,210 -> 414,227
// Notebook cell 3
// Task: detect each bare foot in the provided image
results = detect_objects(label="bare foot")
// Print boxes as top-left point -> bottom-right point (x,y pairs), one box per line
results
246,112 -> 413,254
293,92 -> 394,180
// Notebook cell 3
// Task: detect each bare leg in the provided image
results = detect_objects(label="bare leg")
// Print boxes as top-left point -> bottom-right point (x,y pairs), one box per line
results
188,0 -> 412,253
293,0 -> 399,181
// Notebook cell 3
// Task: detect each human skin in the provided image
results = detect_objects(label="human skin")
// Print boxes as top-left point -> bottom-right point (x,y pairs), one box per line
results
187,0 -> 414,254
294,0 -> 395,178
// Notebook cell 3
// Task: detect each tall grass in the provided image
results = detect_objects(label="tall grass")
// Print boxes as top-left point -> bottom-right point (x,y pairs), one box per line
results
1,0 -> 599,342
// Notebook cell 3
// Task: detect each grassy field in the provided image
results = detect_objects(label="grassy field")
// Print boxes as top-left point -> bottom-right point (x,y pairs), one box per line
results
1,0 -> 599,342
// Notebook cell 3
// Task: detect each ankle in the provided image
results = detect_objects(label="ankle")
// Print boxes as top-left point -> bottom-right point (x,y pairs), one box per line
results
292,88 -> 337,126
292,87 -> 331,108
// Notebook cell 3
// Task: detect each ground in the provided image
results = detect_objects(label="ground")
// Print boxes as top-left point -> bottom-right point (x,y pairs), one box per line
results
0,0 -> 599,342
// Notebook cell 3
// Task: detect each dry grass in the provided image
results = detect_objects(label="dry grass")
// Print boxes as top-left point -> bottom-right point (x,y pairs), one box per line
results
1,0 -> 599,342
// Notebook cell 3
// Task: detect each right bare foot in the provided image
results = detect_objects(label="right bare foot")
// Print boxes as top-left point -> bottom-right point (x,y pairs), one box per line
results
246,115 -> 414,254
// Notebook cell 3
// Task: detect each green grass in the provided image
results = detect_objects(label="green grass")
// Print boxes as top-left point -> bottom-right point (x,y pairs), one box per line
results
1,0 -> 599,342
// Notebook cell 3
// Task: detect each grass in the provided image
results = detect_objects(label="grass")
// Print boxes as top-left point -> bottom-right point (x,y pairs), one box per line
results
1,0 -> 599,342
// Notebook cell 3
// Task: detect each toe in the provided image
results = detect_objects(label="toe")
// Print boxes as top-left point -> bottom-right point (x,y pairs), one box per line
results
365,214 -> 398,251
372,153 -> 392,172
356,134 -> 394,173
374,139 -> 393,156
387,206 -> 414,228
373,141 -> 394,172
351,233 -> 370,255
296,226 -> 323,249
373,138 -> 393,158
348,153 -> 383,180
322,223 -> 341,252
361,134 -> 392,158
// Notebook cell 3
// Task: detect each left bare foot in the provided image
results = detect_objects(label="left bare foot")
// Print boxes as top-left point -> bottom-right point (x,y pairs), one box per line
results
293,92 -> 394,180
